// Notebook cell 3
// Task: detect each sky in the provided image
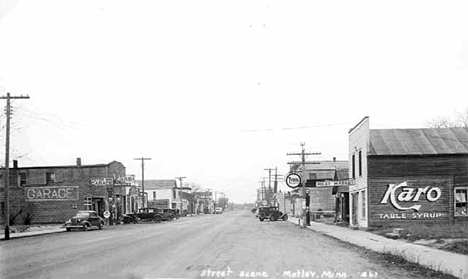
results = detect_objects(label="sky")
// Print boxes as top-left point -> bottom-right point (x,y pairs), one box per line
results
0,0 -> 467,203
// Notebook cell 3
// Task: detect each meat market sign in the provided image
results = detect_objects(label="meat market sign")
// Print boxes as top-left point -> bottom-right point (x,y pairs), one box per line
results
374,179 -> 448,220
26,186 -> 79,201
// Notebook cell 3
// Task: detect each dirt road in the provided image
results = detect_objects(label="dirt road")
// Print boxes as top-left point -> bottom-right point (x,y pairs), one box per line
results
0,210 -> 447,279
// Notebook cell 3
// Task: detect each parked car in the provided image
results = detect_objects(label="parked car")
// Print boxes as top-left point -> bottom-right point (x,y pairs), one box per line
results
214,207 -> 223,214
124,208 -> 163,223
167,209 -> 180,219
257,206 -> 288,222
64,210 -> 104,231
156,208 -> 177,221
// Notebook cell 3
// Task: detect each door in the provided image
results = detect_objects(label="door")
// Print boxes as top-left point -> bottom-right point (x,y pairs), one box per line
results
352,193 -> 358,225
89,212 -> 100,226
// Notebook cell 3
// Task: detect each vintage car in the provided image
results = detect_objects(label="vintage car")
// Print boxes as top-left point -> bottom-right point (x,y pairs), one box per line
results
257,206 -> 288,222
156,209 -> 178,221
64,210 -> 104,231
166,209 -> 180,219
214,207 -> 223,214
123,208 -> 163,223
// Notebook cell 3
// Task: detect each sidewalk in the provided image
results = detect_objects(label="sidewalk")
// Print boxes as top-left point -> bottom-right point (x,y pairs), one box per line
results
0,214 -> 202,240
0,225 -> 65,240
288,216 -> 468,279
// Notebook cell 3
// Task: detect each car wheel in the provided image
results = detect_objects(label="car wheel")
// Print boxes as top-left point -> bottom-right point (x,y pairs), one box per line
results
98,222 -> 103,230
153,216 -> 162,223
282,214 -> 289,221
270,215 -> 278,222
83,224 -> 89,231
66,228 -> 71,232
259,218 -> 264,222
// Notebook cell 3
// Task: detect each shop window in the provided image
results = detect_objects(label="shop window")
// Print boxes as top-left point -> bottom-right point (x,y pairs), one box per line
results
173,189 -> 177,199
84,197 -> 92,210
454,187 -> 467,217
46,172 -> 56,184
352,154 -> 356,179
18,173 -> 27,186
361,190 -> 366,219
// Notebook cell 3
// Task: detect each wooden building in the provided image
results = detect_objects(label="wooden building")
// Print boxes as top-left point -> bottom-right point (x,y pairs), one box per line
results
286,159 -> 350,222
349,117 -> 468,228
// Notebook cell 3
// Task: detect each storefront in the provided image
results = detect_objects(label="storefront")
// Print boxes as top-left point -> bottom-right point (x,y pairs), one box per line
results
0,159 -> 129,224
349,117 -> 468,228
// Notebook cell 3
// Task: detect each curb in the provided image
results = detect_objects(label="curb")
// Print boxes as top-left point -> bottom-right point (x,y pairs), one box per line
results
287,216 -> 468,279
1,228 -> 65,240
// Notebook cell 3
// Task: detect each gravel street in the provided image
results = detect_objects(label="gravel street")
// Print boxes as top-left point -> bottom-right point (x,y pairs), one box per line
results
0,210 -> 448,279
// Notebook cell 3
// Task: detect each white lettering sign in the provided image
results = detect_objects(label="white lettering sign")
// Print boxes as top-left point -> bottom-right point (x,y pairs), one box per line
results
378,212 -> 445,219
380,181 -> 442,211
316,180 -> 355,187
90,177 -> 113,186
26,186 -> 79,201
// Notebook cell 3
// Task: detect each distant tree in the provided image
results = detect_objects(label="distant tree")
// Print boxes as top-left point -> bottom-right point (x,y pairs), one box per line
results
428,108 -> 468,128
184,182 -> 202,192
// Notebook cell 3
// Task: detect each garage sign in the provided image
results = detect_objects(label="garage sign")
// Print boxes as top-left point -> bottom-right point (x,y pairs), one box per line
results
26,186 -> 79,201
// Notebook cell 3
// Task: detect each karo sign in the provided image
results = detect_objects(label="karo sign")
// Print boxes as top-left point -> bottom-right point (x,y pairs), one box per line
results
285,172 -> 301,188
376,180 -> 447,220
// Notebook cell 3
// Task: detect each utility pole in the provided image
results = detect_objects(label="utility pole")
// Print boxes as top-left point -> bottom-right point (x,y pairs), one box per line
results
1,93 -> 30,240
175,176 -> 186,216
264,168 -> 274,205
134,157 -> 151,208
271,167 -> 283,207
272,167 -> 283,194
287,142 -> 321,228
258,177 -> 268,205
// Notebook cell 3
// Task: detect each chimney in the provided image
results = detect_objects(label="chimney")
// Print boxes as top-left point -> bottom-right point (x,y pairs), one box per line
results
333,157 -> 336,162
76,158 -> 82,166
13,160 -> 18,169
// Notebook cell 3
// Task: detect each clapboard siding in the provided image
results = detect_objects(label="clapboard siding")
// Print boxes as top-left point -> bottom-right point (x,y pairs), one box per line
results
367,155 -> 468,227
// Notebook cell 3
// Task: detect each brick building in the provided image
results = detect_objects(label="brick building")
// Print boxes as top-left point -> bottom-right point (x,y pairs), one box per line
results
0,159 -> 134,224
349,117 -> 468,228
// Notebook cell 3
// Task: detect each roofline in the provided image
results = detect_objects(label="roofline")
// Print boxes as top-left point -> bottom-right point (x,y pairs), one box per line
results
1,163 -> 115,170
349,116 -> 369,134
368,153 -> 468,158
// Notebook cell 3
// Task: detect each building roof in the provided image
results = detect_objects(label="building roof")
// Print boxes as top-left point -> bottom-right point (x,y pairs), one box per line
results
305,160 -> 348,170
290,160 -> 349,181
1,160 -> 123,170
137,179 -> 177,190
369,127 -> 468,156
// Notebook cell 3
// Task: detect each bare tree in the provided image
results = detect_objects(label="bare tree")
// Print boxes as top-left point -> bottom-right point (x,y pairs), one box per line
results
184,182 -> 202,193
428,108 -> 468,128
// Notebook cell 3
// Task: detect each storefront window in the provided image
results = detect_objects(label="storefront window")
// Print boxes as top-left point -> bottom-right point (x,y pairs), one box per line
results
455,187 -> 467,216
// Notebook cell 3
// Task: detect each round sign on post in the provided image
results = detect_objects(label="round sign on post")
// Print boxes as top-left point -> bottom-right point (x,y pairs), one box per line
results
103,211 -> 111,219
285,172 -> 302,188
